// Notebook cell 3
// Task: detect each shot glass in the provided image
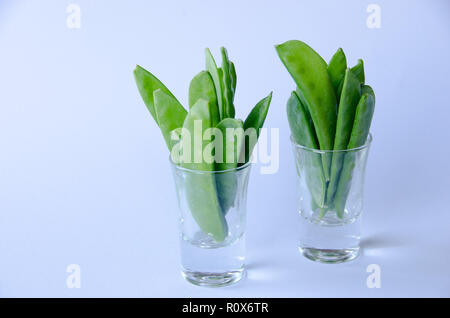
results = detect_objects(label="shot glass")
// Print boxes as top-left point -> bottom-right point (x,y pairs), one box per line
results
170,160 -> 251,287
291,134 -> 372,263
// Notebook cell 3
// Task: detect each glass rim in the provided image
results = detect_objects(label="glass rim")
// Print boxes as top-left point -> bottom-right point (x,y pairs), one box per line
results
169,155 -> 252,174
290,133 -> 373,154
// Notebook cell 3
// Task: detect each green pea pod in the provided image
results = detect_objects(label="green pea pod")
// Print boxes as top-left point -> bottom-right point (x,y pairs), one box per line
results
288,91 -> 319,148
181,98 -> 227,241
336,60 -> 364,98
169,128 -> 183,151
221,47 -> 236,118
215,118 -> 244,171
326,69 -> 361,206
335,85 -> 375,218
287,91 -> 326,207
327,48 -> 347,95
349,85 -> 374,147
240,92 -> 273,164
275,40 -> 337,180
351,59 -> 365,85
230,62 -> 237,93
153,89 -> 188,150
134,65 -> 181,125
205,48 -> 224,120
188,71 -> 220,126
215,118 -> 244,213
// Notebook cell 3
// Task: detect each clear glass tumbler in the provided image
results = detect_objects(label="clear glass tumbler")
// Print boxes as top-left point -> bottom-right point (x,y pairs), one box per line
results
291,134 -> 372,263
170,160 -> 251,287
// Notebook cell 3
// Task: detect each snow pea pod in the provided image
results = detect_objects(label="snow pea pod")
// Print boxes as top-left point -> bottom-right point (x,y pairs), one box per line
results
240,92 -> 273,164
205,48 -> 224,120
215,118 -> 244,213
287,91 -> 319,148
334,85 -> 375,218
336,60 -> 364,98
326,69 -> 361,205
153,89 -> 187,150
348,85 -> 374,147
230,62 -> 237,93
328,48 -> 347,95
351,59 -> 365,85
188,71 -> 220,126
221,47 -> 236,118
134,65 -> 181,125
181,98 -> 227,241
276,40 -> 337,180
275,40 -> 337,150
216,118 -> 244,171
287,91 -> 326,207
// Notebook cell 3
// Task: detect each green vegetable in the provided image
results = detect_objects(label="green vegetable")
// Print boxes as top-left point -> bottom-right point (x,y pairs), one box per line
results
335,59 -> 364,101
326,69 -> 361,205
287,91 -> 326,207
220,47 -> 236,118
215,118 -> 244,213
188,71 -> 220,127
335,85 -> 375,217
189,71 -> 217,107
134,47 -> 271,241
287,91 -> 318,148
134,65 -> 181,125
351,59 -> 365,85
154,89 -> 187,150
328,48 -> 347,95
277,40 -> 375,219
205,48 -> 225,119
181,99 -> 228,241
230,62 -> 237,92
241,92 -> 273,164
276,40 -> 338,181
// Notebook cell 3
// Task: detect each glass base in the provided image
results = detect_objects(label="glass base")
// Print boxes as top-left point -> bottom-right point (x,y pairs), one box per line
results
181,268 -> 245,287
299,247 -> 360,264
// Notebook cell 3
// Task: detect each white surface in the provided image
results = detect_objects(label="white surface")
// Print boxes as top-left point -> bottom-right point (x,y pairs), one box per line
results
0,0 -> 449,297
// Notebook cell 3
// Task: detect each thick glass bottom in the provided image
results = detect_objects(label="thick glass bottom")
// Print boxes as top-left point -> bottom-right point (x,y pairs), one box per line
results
181,268 -> 245,287
299,246 -> 360,264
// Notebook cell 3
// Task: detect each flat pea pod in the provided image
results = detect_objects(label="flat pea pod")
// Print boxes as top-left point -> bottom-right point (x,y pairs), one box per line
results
205,48 -> 224,120
348,85 -> 375,148
327,48 -> 347,95
326,69 -> 361,206
351,59 -> 365,85
230,62 -> 237,93
240,92 -> 273,164
153,89 -> 188,150
287,91 -> 326,207
188,70 -> 220,126
287,91 -> 319,148
215,118 -> 244,213
220,47 -> 236,118
336,59 -> 364,98
215,118 -> 244,171
181,98 -> 227,241
276,40 -> 337,180
334,85 -> 375,218
134,65 -> 181,125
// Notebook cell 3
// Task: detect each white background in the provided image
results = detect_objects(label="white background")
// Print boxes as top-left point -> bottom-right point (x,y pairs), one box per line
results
0,0 -> 449,297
